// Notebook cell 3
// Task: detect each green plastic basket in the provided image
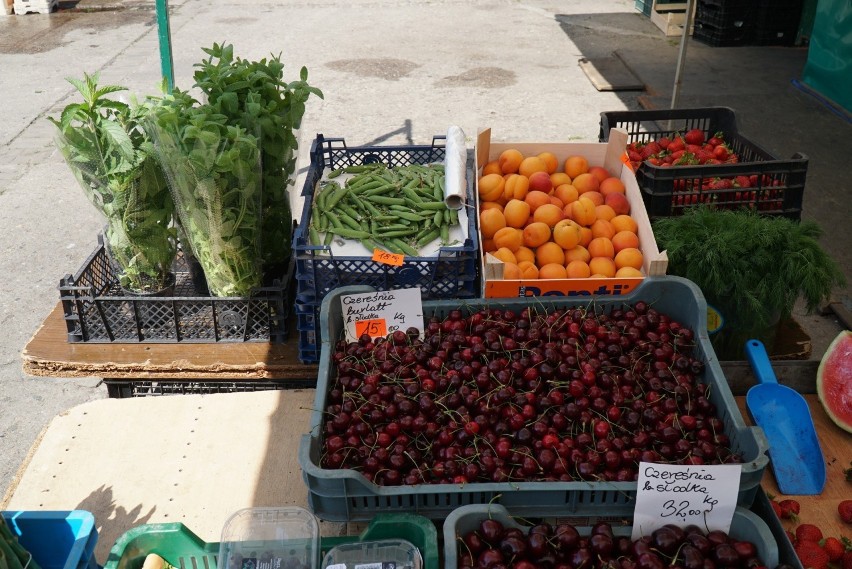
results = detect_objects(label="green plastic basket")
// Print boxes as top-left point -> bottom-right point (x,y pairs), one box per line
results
104,513 -> 439,569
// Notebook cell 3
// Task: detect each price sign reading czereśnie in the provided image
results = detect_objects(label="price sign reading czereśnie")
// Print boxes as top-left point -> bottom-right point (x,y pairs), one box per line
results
631,462 -> 742,540
341,288 -> 423,342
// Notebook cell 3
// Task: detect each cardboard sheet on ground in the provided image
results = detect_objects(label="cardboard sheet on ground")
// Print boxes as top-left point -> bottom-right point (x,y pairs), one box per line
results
4,390 -> 322,564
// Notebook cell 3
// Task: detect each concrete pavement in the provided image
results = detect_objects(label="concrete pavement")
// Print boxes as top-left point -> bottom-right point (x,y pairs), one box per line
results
1,0 -> 849,503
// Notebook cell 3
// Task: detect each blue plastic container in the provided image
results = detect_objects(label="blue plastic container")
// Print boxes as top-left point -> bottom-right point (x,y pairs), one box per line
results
1,510 -> 98,569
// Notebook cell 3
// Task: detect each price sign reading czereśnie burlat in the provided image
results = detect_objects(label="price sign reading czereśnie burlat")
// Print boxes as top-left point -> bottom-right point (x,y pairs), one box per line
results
341,288 -> 423,343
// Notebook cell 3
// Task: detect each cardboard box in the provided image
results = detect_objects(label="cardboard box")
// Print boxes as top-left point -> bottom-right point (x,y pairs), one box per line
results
476,128 -> 667,298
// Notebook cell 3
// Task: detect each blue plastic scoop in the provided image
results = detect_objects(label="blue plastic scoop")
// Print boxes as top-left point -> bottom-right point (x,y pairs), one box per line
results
745,339 -> 826,495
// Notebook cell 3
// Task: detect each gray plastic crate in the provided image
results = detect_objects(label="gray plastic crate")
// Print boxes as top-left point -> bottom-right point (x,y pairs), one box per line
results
297,276 -> 769,522
443,503 -> 779,569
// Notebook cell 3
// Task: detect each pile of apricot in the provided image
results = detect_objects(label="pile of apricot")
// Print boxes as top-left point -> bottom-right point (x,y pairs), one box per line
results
479,149 -> 644,280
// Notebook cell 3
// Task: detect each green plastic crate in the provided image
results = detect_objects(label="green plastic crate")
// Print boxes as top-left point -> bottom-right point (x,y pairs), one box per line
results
443,504 -> 779,569
103,513 -> 439,569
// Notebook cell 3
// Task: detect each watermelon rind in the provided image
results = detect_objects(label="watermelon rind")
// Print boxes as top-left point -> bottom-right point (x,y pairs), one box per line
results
816,330 -> 852,434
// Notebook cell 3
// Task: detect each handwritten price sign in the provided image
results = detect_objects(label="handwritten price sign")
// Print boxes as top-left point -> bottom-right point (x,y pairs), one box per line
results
631,462 -> 742,540
372,249 -> 405,267
341,288 -> 423,342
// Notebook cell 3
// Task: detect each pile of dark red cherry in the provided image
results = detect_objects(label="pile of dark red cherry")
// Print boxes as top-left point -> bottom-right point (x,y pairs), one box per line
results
457,518 -> 769,569
320,301 -> 743,486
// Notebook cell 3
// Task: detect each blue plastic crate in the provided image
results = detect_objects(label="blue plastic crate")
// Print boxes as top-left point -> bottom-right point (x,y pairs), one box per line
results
297,276 -> 770,522
2,510 -> 98,569
292,134 -> 480,363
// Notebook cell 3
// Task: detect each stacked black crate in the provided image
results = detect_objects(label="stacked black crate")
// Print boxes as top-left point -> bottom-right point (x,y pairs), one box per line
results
693,0 -> 757,47
753,0 -> 803,45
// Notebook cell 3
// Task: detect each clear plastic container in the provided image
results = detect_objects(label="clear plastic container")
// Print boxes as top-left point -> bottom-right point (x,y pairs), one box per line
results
321,538 -> 422,569
218,507 -> 320,569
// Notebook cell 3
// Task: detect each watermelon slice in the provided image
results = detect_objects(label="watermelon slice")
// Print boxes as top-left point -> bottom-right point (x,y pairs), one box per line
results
816,330 -> 852,434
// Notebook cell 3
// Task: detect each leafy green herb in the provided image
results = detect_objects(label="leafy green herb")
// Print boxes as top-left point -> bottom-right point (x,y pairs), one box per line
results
49,72 -> 177,293
192,42 -> 323,275
148,90 -> 264,297
653,206 -> 846,358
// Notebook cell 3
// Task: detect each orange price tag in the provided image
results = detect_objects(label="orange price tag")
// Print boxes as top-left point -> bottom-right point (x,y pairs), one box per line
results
355,318 -> 387,338
372,249 -> 404,267
621,151 -> 636,173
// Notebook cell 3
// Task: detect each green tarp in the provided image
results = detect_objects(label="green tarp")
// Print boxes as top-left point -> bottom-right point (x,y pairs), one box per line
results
801,0 -> 852,114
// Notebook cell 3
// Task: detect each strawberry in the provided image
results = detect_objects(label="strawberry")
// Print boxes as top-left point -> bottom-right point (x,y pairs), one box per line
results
839,499 -> 852,524
684,128 -> 705,145
795,541 -> 830,569
820,536 -> 845,562
735,175 -> 752,188
708,133 -> 725,146
842,549 -> 852,569
779,499 -> 801,521
771,500 -> 783,518
796,523 -> 824,543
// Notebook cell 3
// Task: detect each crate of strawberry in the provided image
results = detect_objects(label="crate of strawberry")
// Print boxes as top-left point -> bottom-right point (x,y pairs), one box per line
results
599,107 -> 807,221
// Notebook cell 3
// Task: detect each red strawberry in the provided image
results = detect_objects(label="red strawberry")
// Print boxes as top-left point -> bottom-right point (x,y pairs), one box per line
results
684,128 -> 705,145
820,537 -> 845,561
708,133 -> 725,146
771,500 -> 783,518
842,549 -> 852,569
735,175 -> 752,188
668,137 -> 686,153
796,523 -> 824,543
713,145 -> 730,161
839,499 -> 852,524
795,541 -> 830,569
658,136 -> 671,149
779,499 -> 801,521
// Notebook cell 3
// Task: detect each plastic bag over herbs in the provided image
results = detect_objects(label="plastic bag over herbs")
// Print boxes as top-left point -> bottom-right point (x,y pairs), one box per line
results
148,91 -> 264,297
49,72 -> 177,294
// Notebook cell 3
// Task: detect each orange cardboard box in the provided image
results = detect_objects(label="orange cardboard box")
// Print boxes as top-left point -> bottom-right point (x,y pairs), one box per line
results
476,128 -> 667,298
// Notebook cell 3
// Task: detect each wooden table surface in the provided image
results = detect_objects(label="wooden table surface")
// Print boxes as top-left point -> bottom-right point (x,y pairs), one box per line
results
22,302 -> 320,381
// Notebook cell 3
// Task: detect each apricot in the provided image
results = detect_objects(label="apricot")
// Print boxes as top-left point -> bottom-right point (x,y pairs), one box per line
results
503,199 -> 531,229
478,173 -> 506,202
528,171 -> 554,194
539,263 -> 568,279
590,218 -> 616,240
482,160 -> 502,176
533,203 -> 565,227
572,173 -> 600,195
550,172 -> 572,189
600,177 -> 626,196
553,219 -> 581,250
492,247 -> 517,264
588,165 -> 611,184
564,245 -> 591,263
503,174 -> 530,202
578,226 -> 593,248
611,214 -> 639,234
589,257 -> 617,278
501,262 -> 522,280
493,226 -> 523,252
515,246 -> 536,264
615,266 -> 644,277
605,193 -> 630,216
554,184 -> 579,207
570,197 -> 597,227
480,207 -> 507,238
518,260 -> 540,279
522,222 -> 552,248
524,190 -> 552,212
564,155 -> 589,178
538,152 -> 559,175
614,247 -> 644,270
499,149 -> 524,174
480,201 -> 503,213
595,204 -> 617,222
519,156 -> 548,178
481,238 -> 496,253
588,237 -> 615,259
612,230 -> 640,253
566,260 -> 591,278
536,241 -> 565,267
582,191 -> 605,207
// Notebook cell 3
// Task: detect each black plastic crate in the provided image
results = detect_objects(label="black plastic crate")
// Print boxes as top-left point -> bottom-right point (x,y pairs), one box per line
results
59,236 -> 291,343
753,0 -> 802,45
693,18 -> 754,46
599,107 -> 807,219
695,0 -> 756,29
292,134 -> 480,363
104,379 -> 310,398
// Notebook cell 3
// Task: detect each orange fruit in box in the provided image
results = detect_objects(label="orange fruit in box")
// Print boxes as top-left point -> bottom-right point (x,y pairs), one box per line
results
536,241 -> 566,267
591,219 -> 616,240
533,204 -> 564,227
518,261 -> 540,279
564,156 -> 589,178
479,173 -> 505,202
493,227 -> 523,252
519,156 -> 548,178
564,245 -> 591,263
612,231 -> 640,253
614,248 -> 644,270
522,222 -> 552,248
566,260 -> 591,278
588,237 -> 615,259
570,198 -> 597,227
499,149 -> 524,174
539,263 -> 568,279
555,184 -> 579,206
589,257 -> 617,278
480,208 -> 507,238
524,191 -> 551,212
611,214 -> 639,234
538,152 -> 559,174
501,262 -> 522,279
551,172 -> 572,189
492,247 -> 517,264
573,173 -> 600,195
503,174 -> 530,202
616,267 -> 643,277
588,166 -> 611,184
503,199 -> 531,229
482,160 -> 502,176
553,220 -> 581,250
600,177 -> 626,196
595,204 -> 617,222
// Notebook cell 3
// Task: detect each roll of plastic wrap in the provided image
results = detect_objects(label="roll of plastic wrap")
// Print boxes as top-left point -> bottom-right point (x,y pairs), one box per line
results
443,125 -> 467,210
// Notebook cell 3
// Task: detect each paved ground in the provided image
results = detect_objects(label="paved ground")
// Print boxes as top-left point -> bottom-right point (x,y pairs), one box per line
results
1,0 -> 849,502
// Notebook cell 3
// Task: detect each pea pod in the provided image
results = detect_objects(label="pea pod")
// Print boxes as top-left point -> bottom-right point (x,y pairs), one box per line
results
338,211 -> 363,231
419,201 -> 449,211
309,226 -> 322,245
433,209 -> 444,227
416,227 -> 441,247
441,224 -> 450,244
327,168 -> 344,179
449,208 -> 459,226
324,182 -> 348,210
344,164 -> 381,174
330,226 -> 373,239
368,196 -> 407,206
390,238 -> 421,257
376,228 -> 418,238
